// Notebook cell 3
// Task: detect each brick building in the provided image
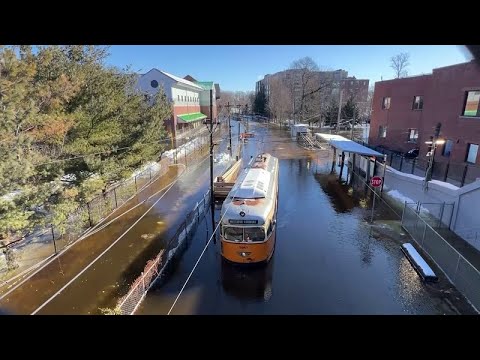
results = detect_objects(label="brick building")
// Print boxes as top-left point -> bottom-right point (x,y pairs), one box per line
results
369,60 -> 480,166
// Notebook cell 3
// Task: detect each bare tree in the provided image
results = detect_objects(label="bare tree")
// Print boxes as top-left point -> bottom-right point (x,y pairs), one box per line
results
390,52 -> 410,79
267,77 -> 291,124
217,90 -> 254,116
287,57 -> 334,125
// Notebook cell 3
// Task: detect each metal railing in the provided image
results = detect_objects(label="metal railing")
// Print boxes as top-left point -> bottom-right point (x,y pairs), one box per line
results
353,138 -> 480,187
116,190 -> 212,315
402,204 -> 480,312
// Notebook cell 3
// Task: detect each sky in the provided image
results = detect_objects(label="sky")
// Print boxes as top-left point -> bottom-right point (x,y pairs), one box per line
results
106,45 -> 472,92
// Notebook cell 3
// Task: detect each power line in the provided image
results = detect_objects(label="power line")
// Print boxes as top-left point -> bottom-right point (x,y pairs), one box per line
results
33,137 -> 174,166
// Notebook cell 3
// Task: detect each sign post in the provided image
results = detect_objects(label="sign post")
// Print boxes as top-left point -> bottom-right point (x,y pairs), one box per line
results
370,176 -> 383,223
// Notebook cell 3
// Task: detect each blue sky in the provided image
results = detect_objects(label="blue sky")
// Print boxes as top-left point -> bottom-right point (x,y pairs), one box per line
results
106,45 -> 472,92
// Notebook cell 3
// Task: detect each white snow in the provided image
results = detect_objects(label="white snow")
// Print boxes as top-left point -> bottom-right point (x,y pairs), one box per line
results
61,174 -> 77,182
387,190 -> 416,204
163,137 -> 205,160
402,243 -> 437,278
386,189 -> 430,213
131,161 -> 161,178
387,166 -> 424,181
0,190 -> 21,202
429,180 -> 460,191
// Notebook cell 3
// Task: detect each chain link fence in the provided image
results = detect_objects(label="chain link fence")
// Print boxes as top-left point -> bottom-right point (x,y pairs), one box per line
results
116,190 -> 211,315
402,205 -> 480,312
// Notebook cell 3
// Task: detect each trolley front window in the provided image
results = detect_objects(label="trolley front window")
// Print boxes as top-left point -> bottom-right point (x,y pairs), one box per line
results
244,227 -> 265,242
224,227 -> 243,242
223,226 -> 266,242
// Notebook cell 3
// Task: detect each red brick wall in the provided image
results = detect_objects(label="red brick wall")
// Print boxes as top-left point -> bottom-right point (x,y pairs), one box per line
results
421,62 -> 480,165
173,105 -> 201,117
370,75 -> 431,153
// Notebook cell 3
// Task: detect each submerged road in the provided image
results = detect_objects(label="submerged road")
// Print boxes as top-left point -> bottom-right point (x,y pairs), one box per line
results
137,121 -> 476,315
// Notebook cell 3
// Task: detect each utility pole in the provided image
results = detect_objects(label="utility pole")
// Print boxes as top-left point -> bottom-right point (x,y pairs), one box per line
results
209,89 -> 215,241
336,89 -> 343,133
226,102 -> 232,158
350,111 -> 355,140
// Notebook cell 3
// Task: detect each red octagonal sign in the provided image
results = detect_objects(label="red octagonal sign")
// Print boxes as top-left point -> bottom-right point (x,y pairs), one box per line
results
370,176 -> 383,187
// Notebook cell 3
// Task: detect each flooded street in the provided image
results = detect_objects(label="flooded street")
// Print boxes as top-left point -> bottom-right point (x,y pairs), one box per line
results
138,121 -> 475,314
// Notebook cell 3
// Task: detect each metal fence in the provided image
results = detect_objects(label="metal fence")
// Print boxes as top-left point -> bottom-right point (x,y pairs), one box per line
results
402,204 -> 480,312
404,202 -> 455,230
116,190 -> 211,315
1,135 -> 211,277
353,139 -> 480,187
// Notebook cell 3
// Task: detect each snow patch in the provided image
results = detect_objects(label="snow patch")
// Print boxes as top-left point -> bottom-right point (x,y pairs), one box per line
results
387,190 -> 416,204
387,166 -> 424,181
0,190 -> 21,202
164,137 -> 205,160
131,161 -> 161,178
402,243 -> 437,280
429,180 -> 460,191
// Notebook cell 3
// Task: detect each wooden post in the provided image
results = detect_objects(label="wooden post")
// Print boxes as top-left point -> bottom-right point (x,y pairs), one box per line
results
339,151 -> 345,181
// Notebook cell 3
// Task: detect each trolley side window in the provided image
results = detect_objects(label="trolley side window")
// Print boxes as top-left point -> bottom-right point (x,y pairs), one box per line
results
244,227 -> 265,242
224,227 -> 243,242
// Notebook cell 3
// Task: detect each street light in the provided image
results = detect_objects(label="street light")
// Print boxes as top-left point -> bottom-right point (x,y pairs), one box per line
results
424,138 -> 445,184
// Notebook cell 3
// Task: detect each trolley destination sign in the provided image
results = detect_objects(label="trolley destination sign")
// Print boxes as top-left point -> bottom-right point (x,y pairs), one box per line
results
228,219 -> 258,224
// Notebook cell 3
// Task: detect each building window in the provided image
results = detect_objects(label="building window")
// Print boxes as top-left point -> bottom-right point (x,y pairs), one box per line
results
463,91 -> 480,117
466,143 -> 479,164
412,96 -> 423,110
177,95 -> 180,101
379,126 -> 387,138
181,96 -> 184,102
442,139 -> 453,157
382,97 -> 391,110
407,128 -> 418,143
150,80 -> 159,88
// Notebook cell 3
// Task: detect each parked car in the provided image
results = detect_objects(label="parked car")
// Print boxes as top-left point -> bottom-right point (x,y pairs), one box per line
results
404,148 -> 419,159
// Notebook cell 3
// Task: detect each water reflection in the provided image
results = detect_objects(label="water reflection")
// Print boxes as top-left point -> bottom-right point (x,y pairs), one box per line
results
220,259 -> 274,303
314,173 -> 359,213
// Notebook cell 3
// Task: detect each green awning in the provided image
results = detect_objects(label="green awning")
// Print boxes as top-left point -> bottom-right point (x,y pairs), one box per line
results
177,112 -> 207,123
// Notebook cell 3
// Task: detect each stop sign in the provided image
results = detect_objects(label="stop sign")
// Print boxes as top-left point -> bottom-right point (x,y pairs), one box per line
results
370,176 -> 383,187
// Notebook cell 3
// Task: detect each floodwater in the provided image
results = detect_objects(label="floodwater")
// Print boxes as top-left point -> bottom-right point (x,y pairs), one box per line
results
137,121 -> 476,315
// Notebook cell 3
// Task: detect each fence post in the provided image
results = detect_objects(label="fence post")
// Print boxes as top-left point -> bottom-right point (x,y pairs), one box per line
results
421,222 -> 427,247
454,255 -> 461,282
113,188 -> 118,209
399,156 -> 404,172
134,175 -> 138,192
401,201 -> 406,224
438,202 -> 445,229
51,224 -> 57,255
411,158 -> 416,174
150,168 -> 152,180
87,202 -> 93,227
389,154 -> 393,166
443,162 -> 450,183
461,165 -> 468,187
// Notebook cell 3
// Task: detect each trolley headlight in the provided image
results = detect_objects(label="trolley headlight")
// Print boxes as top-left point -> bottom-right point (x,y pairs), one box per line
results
238,252 -> 251,257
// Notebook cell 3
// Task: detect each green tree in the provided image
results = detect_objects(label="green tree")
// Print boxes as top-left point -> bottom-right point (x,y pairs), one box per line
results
341,96 -> 360,123
0,45 -> 171,246
253,83 -> 268,116
323,99 -> 339,126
